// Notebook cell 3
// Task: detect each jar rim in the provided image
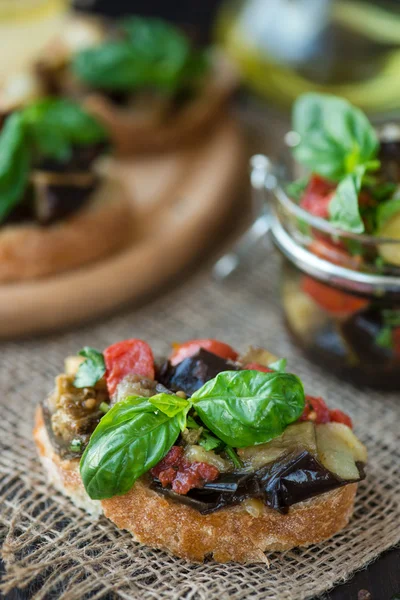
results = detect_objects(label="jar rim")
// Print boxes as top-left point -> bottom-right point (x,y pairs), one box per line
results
251,152 -> 400,294
273,157 -> 400,246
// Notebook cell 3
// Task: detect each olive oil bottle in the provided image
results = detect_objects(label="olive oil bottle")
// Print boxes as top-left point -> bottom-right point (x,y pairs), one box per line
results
217,0 -> 400,115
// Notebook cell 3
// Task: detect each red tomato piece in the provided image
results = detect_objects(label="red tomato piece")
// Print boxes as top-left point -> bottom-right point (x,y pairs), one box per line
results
300,395 -> 330,424
243,362 -> 274,373
104,339 -> 155,396
170,339 -> 238,366
308,238 -> 362,270
300,174 -> 335,219
329,409 -> 353,429
301,276 -> 369,317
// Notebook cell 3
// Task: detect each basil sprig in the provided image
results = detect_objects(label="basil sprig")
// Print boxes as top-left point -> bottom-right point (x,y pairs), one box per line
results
0,99 -> 107,224
191,371 -> 304,448
80,397 -> 184,500
73,17 -> 208,94
22,98 -> 107,162
292,93 -> 380,233
74,347 -> 106,388
0,113 -> 30,222
80,369 -> 305,500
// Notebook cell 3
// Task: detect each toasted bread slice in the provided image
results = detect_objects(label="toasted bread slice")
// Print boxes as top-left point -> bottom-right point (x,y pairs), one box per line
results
0,176 -> 133,282
34,406 -> 358,563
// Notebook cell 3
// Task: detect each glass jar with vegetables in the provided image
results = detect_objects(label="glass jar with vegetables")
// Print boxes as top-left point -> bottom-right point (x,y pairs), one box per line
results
256,93 -> 400,390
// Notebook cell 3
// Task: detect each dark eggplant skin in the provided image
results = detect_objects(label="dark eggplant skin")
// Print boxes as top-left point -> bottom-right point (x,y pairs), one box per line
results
34,179 -> 98,225
152,450 -> 365,515
157,349 -> 239,396
339,307 -> 393,366
34,142 -> 108,173
3,143 -> 108,227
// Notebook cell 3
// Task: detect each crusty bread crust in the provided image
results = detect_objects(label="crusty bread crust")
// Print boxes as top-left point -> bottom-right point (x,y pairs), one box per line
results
84,55 -> 238,155
34,406 -> 358,563
0,177 -> 133,282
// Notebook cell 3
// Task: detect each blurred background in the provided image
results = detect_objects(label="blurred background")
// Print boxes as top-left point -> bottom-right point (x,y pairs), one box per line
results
2,0 -> 400,117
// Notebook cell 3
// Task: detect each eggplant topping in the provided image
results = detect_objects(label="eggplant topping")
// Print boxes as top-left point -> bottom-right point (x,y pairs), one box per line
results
158,349 -> 239,396
152,450 -> 365,514
35,142 -> 108,173
33,175 -> 98,225
43,374 -> 109,459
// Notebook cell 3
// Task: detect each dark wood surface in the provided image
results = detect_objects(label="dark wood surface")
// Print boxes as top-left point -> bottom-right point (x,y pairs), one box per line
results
1,547 -> 399,599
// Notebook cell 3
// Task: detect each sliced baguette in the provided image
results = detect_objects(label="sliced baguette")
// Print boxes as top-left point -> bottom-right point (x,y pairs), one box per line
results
0,177 -> 133,282
34,406 -> 358,563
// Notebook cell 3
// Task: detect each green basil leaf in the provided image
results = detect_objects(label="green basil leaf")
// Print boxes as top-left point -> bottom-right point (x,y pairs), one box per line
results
199,430 -> 223,452
22,98 -> 107,161
0,113 -> 30,223
225,445 -> 243,468
191,371 -> 305,448
328,169 -> 365,233
293,93 -> 379,181
371,181 -> 397,203
73,17 -> 207,93
186,415 -> 201,429
73,41 -> 143,91
80,397 -> 181,499
286,176 -> 309,202
376,195 -> 400,231
382,309 -> 400,327
268,358 -> 287,372
376,326 -> 393,349
74,347 -> 106,388
148,392 -> 191,418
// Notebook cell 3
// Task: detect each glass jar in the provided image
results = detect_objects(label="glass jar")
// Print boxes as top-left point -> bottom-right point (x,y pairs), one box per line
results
253,148 -> 400,390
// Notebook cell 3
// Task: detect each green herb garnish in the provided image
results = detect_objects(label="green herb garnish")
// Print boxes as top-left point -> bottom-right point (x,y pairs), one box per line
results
285,177 -> 309,202
80,397 -> 183,500
0,113 -> 30,223
268,358 -> 287,372
292,93 -> 380,233
74,347 -> 106,388
80,369 -> 305,499
199,430 -> 223,452
0,99 -> 107,224
225,446 -> 243,469
376,326 -> 393,349
73,17 -> 208,94
70,439 -> 82,453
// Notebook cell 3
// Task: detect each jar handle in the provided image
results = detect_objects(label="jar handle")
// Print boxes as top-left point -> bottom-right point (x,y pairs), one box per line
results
212,154 -> 276,280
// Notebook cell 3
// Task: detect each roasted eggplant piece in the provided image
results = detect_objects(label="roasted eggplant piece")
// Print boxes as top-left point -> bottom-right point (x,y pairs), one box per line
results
158,348 -> 239,396
32,173 -> 98,225
239,346 -> 278,367
43,373 -> 109,459
35,142 -> 108,173
153,449 -> 365,514
339,307 -> 392,365
238,421 -> 317,469
316,422 -> 368,480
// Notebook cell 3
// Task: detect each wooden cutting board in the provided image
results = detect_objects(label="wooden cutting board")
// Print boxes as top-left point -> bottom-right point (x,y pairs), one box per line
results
0,117 -> 246,338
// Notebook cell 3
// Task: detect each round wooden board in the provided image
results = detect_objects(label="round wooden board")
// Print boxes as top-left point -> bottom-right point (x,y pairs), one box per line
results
0,117 -> 246,338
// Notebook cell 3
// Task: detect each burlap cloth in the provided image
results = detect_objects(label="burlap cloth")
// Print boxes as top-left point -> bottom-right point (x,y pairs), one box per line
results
1,235 -> 399,599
